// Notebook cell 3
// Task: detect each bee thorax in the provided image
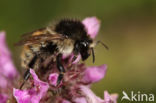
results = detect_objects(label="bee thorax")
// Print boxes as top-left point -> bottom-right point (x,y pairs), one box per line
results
61,45 -> 73,56
58,39 -> 74,56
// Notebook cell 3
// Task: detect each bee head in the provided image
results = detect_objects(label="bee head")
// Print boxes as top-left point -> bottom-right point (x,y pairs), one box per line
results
74,39 -> 93,61
74,39 -> 109,63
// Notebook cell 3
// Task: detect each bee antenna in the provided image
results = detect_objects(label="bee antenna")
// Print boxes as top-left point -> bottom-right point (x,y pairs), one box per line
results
96,41 -> 109,50
91,48 -> 95,63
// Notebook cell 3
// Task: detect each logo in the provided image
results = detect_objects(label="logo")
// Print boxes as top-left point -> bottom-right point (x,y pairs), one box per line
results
121,91 -> 155,102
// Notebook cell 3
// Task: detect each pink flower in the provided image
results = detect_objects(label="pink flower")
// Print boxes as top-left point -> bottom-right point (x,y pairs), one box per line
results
13,69 -> 49,103
82,17 -> 100,38
83,64 -> 107,83
0,32 -> 18,80
0,32 -> 19,102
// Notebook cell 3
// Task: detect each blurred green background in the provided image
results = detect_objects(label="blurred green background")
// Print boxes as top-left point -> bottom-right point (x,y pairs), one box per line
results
0,0 -> 156,102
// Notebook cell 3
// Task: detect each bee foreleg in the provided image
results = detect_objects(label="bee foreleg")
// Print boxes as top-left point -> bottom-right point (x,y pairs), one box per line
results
72,49 -> 79,63
56,54 -> 65,85
71,55 -> 78,63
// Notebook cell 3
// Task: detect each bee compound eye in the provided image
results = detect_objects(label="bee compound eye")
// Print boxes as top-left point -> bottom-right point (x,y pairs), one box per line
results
80,41 -> 88,48
82,42 -> 87,47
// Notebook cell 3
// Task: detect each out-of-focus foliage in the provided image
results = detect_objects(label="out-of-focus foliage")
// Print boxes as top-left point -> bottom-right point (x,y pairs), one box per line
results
0,0 -> 156,102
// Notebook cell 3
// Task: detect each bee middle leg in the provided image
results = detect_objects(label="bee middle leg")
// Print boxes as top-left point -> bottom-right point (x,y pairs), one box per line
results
56,54 -> 65,85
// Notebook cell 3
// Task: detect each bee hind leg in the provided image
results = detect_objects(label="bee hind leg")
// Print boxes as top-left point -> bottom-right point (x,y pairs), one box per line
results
56,54 -> 65,86
20,55 -> 38,89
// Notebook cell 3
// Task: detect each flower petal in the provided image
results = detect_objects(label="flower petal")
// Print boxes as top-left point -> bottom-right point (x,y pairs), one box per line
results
0,94 -> 8,103
0,58 -> 18,79
83,64 -> 107,83
82,17 -> 100,38
104,91 -> 118,103
48,73 -> 58,86
0,32 -> 10,56
0,75 -> 8,88
80,85 -> 101,103
80,86 -> 118,103
74,97 -> 87,103
13,88 -> 32,103
30,69 -> 49,96
13,69 -> 49,103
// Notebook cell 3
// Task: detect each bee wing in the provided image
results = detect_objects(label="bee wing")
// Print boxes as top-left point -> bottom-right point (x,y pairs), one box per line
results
20,27 -> 46,39
16,33 -> 65,46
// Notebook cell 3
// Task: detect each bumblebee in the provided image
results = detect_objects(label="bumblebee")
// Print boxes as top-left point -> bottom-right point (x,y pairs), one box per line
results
17,19 -> 108,89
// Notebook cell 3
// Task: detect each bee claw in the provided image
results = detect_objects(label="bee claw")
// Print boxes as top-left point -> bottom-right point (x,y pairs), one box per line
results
56,73 -> 63,87
19,81 -> 25,89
